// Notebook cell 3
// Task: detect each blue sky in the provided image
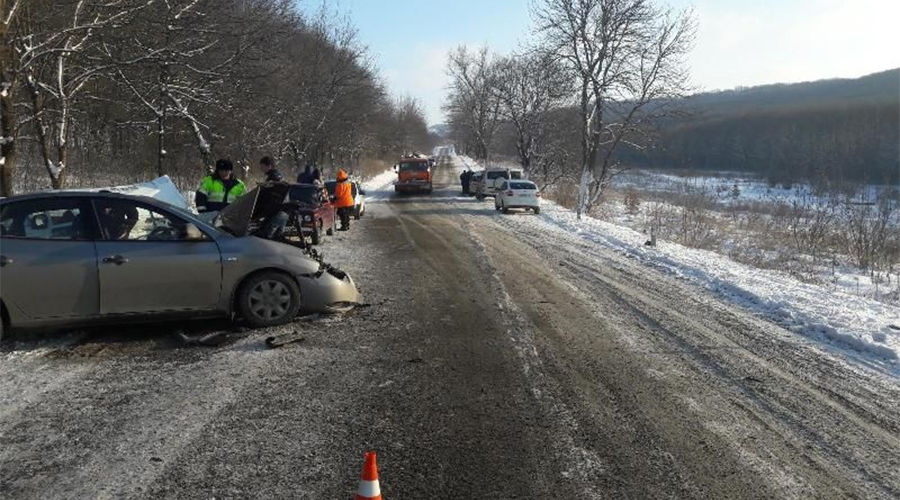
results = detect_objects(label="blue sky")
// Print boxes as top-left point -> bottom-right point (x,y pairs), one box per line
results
300,0 -> 900,125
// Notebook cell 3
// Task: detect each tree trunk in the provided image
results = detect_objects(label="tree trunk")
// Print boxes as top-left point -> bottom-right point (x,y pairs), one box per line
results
1,19 -> 15,196
0,82 -> 14,196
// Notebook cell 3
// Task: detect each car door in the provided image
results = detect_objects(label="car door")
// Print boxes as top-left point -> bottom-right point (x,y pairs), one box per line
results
0,197 -> 100,322
92,197 -> 223,315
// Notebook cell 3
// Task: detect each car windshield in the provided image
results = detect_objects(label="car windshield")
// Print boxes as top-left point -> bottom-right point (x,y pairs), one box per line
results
510,182 -> 536,190
288,185 -> 320,204
400,162 -> 428,172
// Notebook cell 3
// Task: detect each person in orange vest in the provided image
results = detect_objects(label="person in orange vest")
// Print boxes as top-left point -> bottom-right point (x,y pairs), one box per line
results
332,169 -> 355,231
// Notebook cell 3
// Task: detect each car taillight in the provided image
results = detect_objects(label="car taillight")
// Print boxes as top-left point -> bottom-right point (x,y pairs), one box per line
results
535,192 -> 541,197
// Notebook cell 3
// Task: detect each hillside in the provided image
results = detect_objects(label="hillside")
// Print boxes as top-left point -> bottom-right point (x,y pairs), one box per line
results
626,69 -> 900,186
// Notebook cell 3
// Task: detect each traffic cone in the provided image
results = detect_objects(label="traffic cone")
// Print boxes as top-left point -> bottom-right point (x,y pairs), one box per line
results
354,451 -> 382,500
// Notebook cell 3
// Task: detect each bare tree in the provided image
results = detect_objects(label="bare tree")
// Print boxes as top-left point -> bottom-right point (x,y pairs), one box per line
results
490,51 -> 571,185
534,0 -> 694,218
12,0 -> 153,189
444,45 -> 501,162
0,0 -> 20,195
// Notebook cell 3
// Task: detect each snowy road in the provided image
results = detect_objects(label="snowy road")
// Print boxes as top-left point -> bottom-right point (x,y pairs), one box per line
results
1,157 -> 898,498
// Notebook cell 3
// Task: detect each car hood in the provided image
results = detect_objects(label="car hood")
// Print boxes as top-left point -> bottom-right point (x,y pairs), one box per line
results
216,182 -> 290,236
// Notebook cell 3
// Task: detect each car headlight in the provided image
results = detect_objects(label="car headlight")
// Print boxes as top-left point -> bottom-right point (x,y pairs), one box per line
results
303,215 -> 312,222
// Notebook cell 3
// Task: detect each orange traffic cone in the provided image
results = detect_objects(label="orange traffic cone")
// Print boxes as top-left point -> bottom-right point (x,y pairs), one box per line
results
354,451 -> 382,500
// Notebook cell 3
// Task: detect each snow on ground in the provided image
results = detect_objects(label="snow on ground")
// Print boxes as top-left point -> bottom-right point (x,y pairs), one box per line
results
452,155 -> 900,371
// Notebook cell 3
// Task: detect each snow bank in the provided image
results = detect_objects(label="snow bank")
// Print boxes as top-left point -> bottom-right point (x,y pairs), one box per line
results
454,155 -> 900,367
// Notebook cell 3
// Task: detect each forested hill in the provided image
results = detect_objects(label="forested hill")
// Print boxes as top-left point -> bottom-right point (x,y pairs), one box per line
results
626,69 -> 900,186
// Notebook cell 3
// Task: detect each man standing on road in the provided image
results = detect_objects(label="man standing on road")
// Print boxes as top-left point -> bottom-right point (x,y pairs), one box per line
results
258,156 -> 284,182
332,168 -> 355,231
460,168 -> 472,195
297,164 -> 313,184
257,156 -> 289,239
195,159 -> 246,213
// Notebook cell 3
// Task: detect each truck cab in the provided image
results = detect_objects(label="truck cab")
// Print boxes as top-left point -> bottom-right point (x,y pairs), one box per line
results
394,157 -> 433,194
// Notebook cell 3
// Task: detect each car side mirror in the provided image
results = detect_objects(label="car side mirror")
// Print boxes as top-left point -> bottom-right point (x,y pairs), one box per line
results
393,164 -> 399,172
184,223 -> 206,241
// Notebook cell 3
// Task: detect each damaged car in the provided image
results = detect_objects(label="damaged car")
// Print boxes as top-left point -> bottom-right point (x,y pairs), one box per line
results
0,189 -> 360,338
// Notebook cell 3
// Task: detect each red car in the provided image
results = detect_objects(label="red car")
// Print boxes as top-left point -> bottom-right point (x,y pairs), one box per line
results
286,184 -> 336,245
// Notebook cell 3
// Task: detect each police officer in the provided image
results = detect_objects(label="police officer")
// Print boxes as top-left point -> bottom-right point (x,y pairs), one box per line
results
195,159 -> 246,213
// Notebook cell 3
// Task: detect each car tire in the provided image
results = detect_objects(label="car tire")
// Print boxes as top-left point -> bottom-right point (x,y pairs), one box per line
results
533,207 -> 541,215
237,271 -> 301,328
476,193 -> 484,201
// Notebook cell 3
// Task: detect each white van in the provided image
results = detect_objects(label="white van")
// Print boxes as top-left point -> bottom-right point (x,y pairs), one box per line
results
475,167 -> 525,200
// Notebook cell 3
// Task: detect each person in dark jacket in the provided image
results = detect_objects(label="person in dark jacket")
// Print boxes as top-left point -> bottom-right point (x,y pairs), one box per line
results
258,156 -> 284,182
460,169 -> 472,195
297,165 -> 313,184
256,156 -> 289,239
195,159 -> 246,212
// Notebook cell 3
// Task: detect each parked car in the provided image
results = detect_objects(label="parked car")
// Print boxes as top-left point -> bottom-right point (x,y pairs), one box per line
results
285,183 -> 337,244
468,171 -> 484,197
494,180 -> 541,214
476,167 -> 525,200
0,190 -> 360,338
325,180 -> 366,219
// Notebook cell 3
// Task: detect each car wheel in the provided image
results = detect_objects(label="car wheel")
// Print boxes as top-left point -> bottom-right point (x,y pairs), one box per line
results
533,207 -> 541,215
238,272 -> 301,328
476,193 -> 484,201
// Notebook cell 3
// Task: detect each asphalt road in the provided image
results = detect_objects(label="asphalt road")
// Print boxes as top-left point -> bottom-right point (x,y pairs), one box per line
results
1,157 -> 898,499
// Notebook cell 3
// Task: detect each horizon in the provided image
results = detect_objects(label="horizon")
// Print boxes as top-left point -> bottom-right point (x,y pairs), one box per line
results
299,0 -> 900,125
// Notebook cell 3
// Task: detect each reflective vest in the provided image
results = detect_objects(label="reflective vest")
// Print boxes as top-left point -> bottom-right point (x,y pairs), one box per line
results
333,179 -> 354,208
196,175 -> 246,212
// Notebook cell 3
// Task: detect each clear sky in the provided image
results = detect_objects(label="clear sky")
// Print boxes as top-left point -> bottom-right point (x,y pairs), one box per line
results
300,0 -> 900,125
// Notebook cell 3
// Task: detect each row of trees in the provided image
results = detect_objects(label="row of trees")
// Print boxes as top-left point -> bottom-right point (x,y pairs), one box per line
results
620,98 -> 900,187
445,0 -> 695,219
0,0 -> 431,195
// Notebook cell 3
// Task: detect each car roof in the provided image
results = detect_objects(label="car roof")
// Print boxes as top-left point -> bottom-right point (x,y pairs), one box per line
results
0,190 -> 171,206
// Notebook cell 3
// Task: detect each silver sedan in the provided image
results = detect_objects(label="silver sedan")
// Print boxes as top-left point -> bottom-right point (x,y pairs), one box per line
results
0,191 -> 360,338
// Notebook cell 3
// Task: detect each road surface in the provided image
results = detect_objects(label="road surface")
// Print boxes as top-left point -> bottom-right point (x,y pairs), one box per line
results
1,156 -> 898,498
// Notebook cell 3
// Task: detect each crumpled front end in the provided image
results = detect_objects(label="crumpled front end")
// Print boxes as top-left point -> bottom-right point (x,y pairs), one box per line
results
297,261 -> 361,313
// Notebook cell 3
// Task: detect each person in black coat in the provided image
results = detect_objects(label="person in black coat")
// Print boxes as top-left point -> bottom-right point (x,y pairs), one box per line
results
297,165 -> 313,184
259,156 -> 284,182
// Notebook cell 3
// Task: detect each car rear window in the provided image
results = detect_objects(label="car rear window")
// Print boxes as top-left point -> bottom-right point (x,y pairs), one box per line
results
510,182 -> 536,190
486,171 -> 507,180
288,185 -> 321,204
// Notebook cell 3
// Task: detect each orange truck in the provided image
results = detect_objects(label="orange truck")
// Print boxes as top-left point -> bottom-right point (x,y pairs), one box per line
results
394,156 -> 433,194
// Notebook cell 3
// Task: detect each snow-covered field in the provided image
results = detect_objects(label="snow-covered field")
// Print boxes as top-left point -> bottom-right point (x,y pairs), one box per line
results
449,155 -> 900,371
612,168 -> 892,205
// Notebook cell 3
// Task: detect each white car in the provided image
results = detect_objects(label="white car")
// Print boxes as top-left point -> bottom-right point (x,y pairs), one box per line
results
495,180 -> 541,214
476,167 -> 525,200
